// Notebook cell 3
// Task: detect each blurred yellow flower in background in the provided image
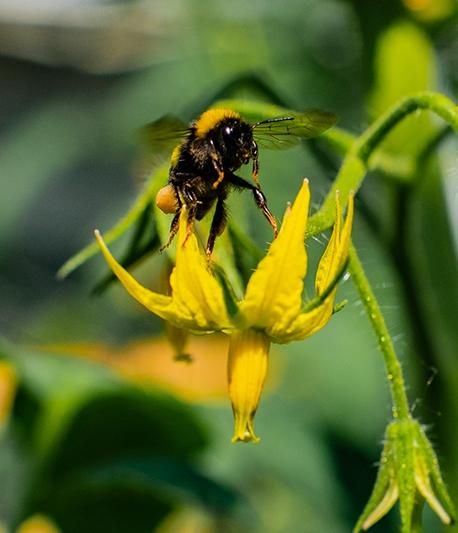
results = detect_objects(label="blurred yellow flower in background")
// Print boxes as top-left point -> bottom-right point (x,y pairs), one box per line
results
15,515 -> 60,533
0,361 -> 17,432
43,335 -> 230,402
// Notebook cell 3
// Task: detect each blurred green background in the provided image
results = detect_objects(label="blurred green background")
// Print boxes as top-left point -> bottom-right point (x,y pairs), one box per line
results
0,0 -> 457,531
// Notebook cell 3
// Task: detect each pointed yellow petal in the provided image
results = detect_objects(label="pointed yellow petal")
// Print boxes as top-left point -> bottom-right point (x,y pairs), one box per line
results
169,210 -> 231,330
269,193 -> 354,342
239,180 -> 310,330
315,192 -> 354,295
315,192 -> 342,295
228,329 -> 270,443
94,230 -> 184,320
95,230 -> 220,331
95,229 -> 173,312
269,295 -> 334,343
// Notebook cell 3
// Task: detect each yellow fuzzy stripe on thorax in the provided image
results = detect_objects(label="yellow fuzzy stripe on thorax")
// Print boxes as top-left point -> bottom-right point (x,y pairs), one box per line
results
170,143 -> 182,166
194,108 -> 240,138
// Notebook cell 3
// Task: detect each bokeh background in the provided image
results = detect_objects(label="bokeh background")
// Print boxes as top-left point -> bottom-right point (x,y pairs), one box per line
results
0,0 -> 457,532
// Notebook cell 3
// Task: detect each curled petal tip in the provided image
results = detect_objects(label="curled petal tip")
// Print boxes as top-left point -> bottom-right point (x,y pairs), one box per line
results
231,419 -> 261,444
231,433 -> 261,444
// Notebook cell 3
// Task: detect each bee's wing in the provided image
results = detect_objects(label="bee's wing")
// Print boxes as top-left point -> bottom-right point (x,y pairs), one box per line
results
140,114 -> 190,157
132,115 -> 190,184
252,110 -> 337,150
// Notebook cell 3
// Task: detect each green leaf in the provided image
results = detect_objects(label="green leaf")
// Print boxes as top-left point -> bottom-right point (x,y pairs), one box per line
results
369,20 -> 437,156
83,457 -> 241,513
57,165 -> 169,279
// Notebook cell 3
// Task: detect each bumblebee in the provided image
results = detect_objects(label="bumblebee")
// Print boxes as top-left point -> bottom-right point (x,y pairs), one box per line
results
144,107 -> 336,256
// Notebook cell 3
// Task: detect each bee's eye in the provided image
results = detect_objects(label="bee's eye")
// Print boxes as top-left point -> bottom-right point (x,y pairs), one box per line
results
225,126 -> 233,136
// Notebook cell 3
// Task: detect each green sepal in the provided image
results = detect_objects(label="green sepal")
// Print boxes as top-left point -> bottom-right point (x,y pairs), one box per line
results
353,434 -> 395,532
355,418 -> 455,532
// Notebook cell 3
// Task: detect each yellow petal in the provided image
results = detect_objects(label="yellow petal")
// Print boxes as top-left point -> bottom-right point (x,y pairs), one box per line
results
169,209 -> 231,330
95,230 -> 173,313
315,192 -> 354,295
228,329 -> 270,443
272,193 -> 354,342
315,192 -> 342,295
95,228 -> 227,331
239,180 -> 310,330
269,295 -> 334,343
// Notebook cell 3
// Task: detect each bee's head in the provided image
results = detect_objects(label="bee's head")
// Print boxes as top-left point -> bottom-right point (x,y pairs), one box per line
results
214,118 -> 255,168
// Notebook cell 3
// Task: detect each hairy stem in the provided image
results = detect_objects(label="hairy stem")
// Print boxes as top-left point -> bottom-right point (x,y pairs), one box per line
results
348,243 -> 410,420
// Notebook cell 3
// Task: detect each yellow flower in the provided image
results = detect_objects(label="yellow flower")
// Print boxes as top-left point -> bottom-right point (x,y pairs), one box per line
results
95,180 -> 354,442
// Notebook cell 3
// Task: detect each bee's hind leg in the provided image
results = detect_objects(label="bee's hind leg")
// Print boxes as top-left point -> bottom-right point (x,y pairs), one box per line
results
160,210 -> 181,252
180,185 -> 199,247
206,196 -> 228,258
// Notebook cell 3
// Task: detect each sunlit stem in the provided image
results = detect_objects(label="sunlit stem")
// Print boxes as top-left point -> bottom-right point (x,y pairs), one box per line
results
348,244 -> 410,421
307,91 -> 458,238
228,329 -> 270,443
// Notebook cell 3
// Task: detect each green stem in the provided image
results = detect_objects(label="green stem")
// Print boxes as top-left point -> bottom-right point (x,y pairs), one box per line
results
307,91 -> 458,238
348,243 -> 410,420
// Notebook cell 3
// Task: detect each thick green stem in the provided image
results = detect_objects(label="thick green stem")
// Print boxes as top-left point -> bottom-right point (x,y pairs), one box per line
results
348,243 -> 410,420
307,91 -> 458,238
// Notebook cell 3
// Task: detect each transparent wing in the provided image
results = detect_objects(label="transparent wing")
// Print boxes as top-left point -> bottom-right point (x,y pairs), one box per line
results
252,110 -> 337,150
140,115 -> 190,157
133,115 -> 190,184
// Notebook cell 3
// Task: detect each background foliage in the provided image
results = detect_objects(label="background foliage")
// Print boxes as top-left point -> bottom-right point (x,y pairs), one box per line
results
0,0 -> 457,531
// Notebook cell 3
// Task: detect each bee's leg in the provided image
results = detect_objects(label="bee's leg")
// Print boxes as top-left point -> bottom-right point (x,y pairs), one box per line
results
182,205 -> 197,246
252,187 -> 278,237
181,184 -> 199,246
160,209 -> 181,252
210,145 -> 225,189
206,195 -> 228,258
251,141 -> 260,187
227,173 -> 278,237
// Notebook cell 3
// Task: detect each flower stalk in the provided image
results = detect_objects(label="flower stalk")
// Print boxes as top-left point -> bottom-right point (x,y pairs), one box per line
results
347,244 -> 410,421
348,243 -> 456,530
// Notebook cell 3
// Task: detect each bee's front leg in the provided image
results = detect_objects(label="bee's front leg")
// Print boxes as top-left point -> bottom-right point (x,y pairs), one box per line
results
227,173 -> 278,237
209,142 -> 225,189
251,140 -> 260,186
